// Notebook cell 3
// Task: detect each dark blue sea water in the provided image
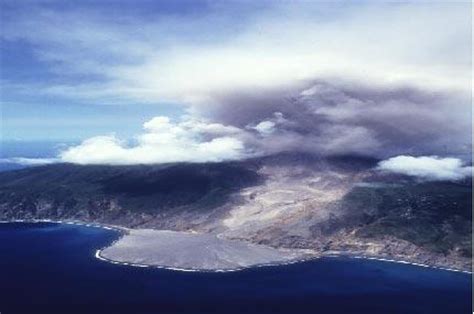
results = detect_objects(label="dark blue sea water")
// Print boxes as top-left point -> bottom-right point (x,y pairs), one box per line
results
0,223 -> 471,314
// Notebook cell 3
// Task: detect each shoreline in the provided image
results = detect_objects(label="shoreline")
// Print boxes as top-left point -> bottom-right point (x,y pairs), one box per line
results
322,253 -> 472,275
0,218 -> 129,233
94,248 -> 317,273
1,219 -> 472,275
94,248 -> 473,275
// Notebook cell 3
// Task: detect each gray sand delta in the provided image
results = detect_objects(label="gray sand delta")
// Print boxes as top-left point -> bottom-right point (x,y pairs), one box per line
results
100,229 -> 309,271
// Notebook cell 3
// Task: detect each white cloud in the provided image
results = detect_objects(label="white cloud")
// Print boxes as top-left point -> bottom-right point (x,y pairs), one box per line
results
377,155 -> 472,181
58,117 -> 247,165
252,121 -> 276,135
248,112 -> 288,136
1,2 -> 470,104
0,157 -> 59,166
1,3 -> 470,164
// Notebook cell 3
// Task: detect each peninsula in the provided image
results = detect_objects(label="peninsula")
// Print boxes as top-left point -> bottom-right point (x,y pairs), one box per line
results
0,153 -> 471,271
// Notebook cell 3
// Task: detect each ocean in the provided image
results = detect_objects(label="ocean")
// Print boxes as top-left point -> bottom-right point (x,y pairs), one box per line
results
0,222 -> 471,314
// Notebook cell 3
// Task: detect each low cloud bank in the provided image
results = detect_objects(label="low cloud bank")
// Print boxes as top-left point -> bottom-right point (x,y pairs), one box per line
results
58,117 -> 247,165
5,80 -> 472,166
0,157 -> 59,166
377,156 -> 472,181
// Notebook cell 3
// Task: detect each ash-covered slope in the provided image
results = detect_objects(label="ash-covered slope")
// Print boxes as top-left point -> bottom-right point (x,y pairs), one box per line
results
0,153 -> 471,270
0,161 -> 262,227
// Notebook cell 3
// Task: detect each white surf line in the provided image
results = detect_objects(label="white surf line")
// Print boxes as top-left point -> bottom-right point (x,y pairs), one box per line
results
0,218 -> 129,233
1,220 -> 471,274
325,254 -> 472,275
95,248 -> 200,271
93,248 -> 322,273
85,247 -> 474,275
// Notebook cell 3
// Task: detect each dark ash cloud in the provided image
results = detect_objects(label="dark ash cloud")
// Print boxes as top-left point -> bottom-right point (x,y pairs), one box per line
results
195,80 -> 471,159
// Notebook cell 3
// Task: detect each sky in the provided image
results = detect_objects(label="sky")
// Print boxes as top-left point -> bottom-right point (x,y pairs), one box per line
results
0,1 -> 472,176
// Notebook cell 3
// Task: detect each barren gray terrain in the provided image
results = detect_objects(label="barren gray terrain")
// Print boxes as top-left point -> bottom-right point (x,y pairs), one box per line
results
100,229 -> 309,270
0,153 -> 471,271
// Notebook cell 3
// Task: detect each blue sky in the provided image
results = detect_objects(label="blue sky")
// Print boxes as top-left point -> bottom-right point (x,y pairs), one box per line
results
1,0 -> 221,141
0,0 -> 306,141
0,1 -> 471,164
0,0 -> 286,141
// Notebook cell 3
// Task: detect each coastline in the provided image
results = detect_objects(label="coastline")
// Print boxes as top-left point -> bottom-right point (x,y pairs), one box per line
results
94,248 -> 317,273
322,252 -> 472,275
0,218 -> 129,233
0,219 -> 472,275
94,248 -> 473,275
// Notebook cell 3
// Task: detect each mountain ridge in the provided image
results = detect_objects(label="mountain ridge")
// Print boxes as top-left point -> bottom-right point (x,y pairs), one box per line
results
0,153 -> 471,270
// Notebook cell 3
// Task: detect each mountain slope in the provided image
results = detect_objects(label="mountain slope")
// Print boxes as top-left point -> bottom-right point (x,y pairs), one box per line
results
0,162 -> 262,227
0,153 -> 471,270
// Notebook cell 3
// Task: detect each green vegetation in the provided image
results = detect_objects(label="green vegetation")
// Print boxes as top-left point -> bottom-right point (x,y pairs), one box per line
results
341,181 -> 472,257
